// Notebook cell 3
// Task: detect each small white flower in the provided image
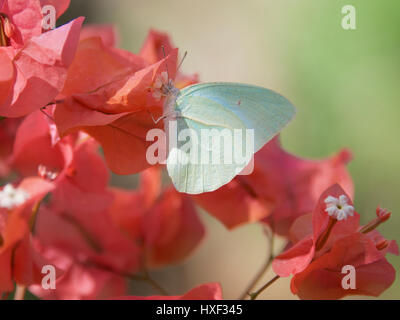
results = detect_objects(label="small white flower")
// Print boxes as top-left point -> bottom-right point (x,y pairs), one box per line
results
0,184 -> 30,209
324,194 -> 354,221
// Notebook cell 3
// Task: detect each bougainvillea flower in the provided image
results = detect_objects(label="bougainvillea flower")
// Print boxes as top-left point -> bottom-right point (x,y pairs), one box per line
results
30,247 -> 127,300
115,282 -> 222,300
11,110 -> 113,214
142,185 -> 205,268
272,184 -> 398,299
0,117 -> 21,177
34,202 -> 141,274
109,167 -> 206,269
31,167 -> 204,299
194,136 -> 353,233
108,168 -> 161,243
54,29 -> 196,175
0,177 -> 54,293
139,29 -> 174,65
0,0 -> 83,117
290,232 -> 398,299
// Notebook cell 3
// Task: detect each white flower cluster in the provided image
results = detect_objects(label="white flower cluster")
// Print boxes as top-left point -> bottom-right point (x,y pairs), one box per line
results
0,184 -> 30,209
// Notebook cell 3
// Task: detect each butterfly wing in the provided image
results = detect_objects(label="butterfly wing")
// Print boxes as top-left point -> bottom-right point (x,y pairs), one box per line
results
166,82 -> 296,194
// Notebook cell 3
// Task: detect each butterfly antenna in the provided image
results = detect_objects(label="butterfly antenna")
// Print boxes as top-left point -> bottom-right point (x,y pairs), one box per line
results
177,51 -> 187,73
161,45 -> 170,79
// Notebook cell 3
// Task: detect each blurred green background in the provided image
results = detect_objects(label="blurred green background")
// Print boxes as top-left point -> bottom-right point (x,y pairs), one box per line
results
60,0 -> 400,299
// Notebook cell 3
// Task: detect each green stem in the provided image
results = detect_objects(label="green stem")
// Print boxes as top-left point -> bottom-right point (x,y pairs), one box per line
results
29,199 -> 44,233
142,270 -> 169,296
239,226 -> 284,300
1,292 -> 11,300
14,285 -> 26,300
239,231 -> 275,300
249,275 -> 280,300
85,262 -> 169,296
239,255 -> 274,300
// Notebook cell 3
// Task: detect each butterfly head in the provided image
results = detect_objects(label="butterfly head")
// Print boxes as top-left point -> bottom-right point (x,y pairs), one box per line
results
151,47 -> 187,101
152,71 -> 178,101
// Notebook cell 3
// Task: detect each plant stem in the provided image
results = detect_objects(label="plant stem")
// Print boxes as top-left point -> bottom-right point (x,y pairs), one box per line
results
142,270 -> 169,296
125,269 -> 169,296
1,292 -> 10,300
29,199 -> 44,233
12,200 -> 45,301
238,249 -> 274,300
315,217 -> 337,251
85,261 -> 169,296
14,285 -> 26,300
249,275 -> 280,300
239,227 -> 278,300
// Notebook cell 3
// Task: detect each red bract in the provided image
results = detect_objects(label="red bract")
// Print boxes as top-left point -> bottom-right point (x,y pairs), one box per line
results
0,117 -> 20,177
139,29 -> 174,64
192,176 -> 273,230
54,29 -> 195,175
272,184 -> 398,299
33,203 -> 141,275
143,186 -> 205,268
110,167 -> 206,269
0,177 -> 54,293
79,24 -> 119,47
0,0 -> 83,117
194,136 -> 353,233
116,282 -> 222,300
30,167 -> 204,299
11,110 -> 68,177
30,247 -> 127,300
11,112 -> 139,271
11,111 -> 113,214
290,233 -> 398,300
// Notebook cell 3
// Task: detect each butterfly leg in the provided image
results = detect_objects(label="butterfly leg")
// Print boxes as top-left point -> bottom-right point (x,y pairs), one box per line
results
145,109 -> 162,124
147,109 -> 181,124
